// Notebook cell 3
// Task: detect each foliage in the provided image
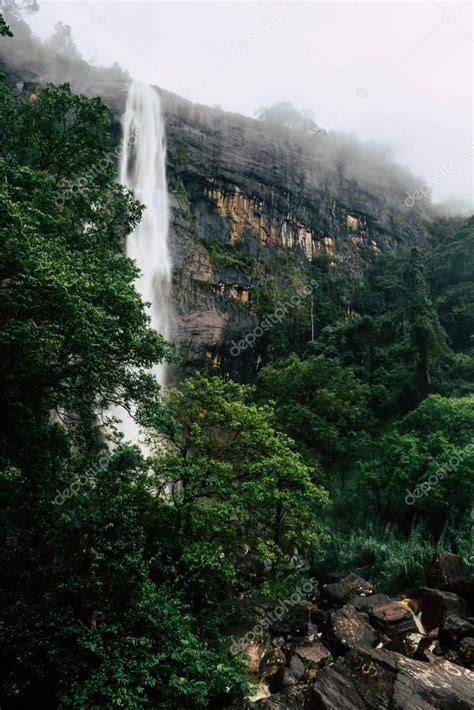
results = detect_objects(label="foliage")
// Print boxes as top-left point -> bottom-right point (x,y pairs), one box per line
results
0,13 -> 13,36
0,79 -> 170,458
255,101 -> 321,134
146,373 -> 329,604
316,248 -> 451,415
0,78 -> 246,707
257,354 -> 372,476
0,446 -> 247,708
314,522 -> 439,594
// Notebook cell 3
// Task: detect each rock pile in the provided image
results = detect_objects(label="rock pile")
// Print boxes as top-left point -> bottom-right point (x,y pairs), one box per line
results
235,553 -> 474,709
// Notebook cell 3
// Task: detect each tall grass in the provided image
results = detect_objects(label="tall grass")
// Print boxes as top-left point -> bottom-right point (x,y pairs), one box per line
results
314,522 -> 445,594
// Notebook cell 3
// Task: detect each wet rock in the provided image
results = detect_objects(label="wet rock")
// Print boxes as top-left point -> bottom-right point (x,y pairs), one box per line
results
370,600 -> 419,638
324,604 -> 378,654
351,593 -> 391,613
459,637 -> 474,668
250,684 -> 310,709
383,631 -> 431,659
438,614 -> 474,650
267,667 -> 297,693
268,603 -> 309,637
427,552 -> 471,598
411,587 -> 469,630
311,609 -> 328,630
292,640 -> 332,669
288,653 -> 305,679
259,647 -> 286,680
321,574 -> 374,605
301,599 -> 319,621
310,645 -> 474,709
318,570 -> 343,585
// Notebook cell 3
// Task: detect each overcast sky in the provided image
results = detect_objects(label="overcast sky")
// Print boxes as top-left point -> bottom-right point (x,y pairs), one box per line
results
28,0 -> 473,208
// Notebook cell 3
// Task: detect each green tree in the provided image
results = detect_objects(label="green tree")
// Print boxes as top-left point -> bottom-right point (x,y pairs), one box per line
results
350,395 -> 474,537
0,447 -> 247,709
257,353 -> 372,479
0,77 -> 246,708
0,14 -> 13,36
0,79 -> 169,463
402,247 -> 448,398
147,373 -> 329,604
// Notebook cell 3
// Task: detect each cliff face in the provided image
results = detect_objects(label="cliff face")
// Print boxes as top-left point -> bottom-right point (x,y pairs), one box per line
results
158,90 -> 430,373
0,40 -> 432,375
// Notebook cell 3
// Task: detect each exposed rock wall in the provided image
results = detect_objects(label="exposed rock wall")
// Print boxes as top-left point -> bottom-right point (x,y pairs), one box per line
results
158,88 -> 430,373
0,44 -> 432,374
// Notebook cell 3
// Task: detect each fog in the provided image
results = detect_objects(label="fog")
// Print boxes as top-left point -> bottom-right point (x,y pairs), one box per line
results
3,0 -> 472,211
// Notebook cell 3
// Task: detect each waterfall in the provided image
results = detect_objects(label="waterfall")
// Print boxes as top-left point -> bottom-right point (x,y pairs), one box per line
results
115,80 -> 172,445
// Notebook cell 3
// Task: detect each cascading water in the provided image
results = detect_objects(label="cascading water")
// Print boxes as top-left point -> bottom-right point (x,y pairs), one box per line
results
116,80 -> 172,444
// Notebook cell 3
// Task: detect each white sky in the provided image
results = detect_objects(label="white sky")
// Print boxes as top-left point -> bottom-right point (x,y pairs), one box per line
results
27,0 -> 473,208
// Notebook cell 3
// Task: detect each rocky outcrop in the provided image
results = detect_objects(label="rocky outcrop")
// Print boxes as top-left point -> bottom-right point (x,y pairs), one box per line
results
0,32 -> 432,376
232,556 -> 473,709
160,89 -> 431,373
309,646 -> 474,709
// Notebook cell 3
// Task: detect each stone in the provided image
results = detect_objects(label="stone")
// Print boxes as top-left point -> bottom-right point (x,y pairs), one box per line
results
301,599 -> 319,621
351,593 -> 391,613
411,587 -> 469,631
259,647 -> 286,679
370,600 -> 419,638
459,637 -> 474,668
250,684 -> 310,709
267,667 -> 297,693
383,631 -> 432,659
311,609 -> 328,630
293,640 -> 332,669
268,603 -> 309,637
288,653 -> 305,679
321,573 -> 374,605
310,645 -> 474,709
324,604 -> 378,654
427,552 -> 470,597
438,614 -> 474,650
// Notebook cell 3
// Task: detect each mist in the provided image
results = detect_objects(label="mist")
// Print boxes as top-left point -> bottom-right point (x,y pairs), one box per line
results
1,0 -> 472,212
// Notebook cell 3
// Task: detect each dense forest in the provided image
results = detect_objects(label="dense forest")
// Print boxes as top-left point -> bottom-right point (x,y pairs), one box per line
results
0,13 -> 473,709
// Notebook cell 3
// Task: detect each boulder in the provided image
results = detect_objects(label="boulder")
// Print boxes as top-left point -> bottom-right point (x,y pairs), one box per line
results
301,599 -> 319,621
459,637 -> 474,668
310,644 -> 474,709
370,600 -> 419,638
267,667 -> 297,693
250,684 -> 310,709
288,653 -> 305,679
311,609 -> 328,630
351,593 -> 391,613
292,640 -> 332,669
383,631 -> 432,659
321,573 -> 374,605
268,603 -> 310,637
259,647 -> 286,680
411,588 -> 469,631
438,614 -> 474,650
427,552 -> 471,599
324,605 -> 378,654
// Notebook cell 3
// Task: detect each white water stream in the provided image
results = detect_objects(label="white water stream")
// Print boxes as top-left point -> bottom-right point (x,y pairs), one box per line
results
115,80 -> 172,445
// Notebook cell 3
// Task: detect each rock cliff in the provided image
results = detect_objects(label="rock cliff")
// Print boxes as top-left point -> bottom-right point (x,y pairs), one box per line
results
1,28 -> 433,376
